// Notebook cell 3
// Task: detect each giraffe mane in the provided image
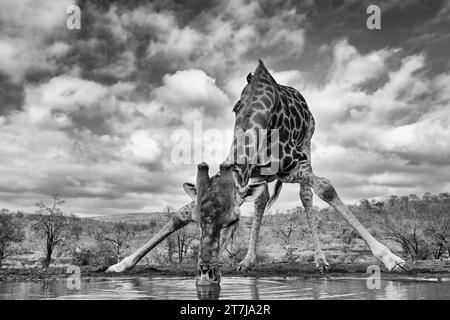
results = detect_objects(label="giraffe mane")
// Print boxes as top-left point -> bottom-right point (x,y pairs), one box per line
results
253,59 -> 278,86
245,59 -> 278,113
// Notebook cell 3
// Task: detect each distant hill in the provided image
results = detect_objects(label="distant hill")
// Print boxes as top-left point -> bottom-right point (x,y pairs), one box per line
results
90,212 -> 163,224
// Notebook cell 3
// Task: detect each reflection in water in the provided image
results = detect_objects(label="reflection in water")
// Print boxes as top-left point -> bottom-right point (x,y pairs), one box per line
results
383,281 -> 407,300
0,276 -> 448,300
197,284 -> 221,300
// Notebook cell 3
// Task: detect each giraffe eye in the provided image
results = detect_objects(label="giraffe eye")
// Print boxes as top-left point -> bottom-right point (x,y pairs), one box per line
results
233,101 -> 242,113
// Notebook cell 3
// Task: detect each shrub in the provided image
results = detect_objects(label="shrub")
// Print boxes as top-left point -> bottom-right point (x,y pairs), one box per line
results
0,211 -> 25,267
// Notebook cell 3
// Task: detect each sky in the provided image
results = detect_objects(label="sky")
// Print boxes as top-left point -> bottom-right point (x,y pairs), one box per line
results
0,0 -> 449,216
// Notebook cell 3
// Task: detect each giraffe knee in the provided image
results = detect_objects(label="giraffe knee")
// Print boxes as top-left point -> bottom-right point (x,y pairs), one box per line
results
314,178 -> 337,203
173,211 -> 190,227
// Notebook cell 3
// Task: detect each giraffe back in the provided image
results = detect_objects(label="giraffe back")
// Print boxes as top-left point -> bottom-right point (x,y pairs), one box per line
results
255,83 -> 315,180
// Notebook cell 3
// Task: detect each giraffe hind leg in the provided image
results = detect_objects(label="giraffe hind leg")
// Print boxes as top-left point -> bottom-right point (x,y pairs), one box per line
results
299,139 -> 329,272
238,183 -> 269,272
300,183 -> 330,273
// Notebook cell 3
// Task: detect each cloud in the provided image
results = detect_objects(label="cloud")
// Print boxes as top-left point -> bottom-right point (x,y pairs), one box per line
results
0,0 -> 449,216
0,63 -> 235,214
126,130 -> 162,164
0,0 -> 72,83
154,69 -> 230,118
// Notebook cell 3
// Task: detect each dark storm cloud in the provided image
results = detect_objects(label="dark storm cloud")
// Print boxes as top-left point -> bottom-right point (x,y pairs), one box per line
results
62,6 -> 134,85
253,0 -> 450,82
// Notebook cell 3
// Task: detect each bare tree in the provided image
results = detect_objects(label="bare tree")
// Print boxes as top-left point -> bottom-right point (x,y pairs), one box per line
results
386,225 -> 428,260
175,224 -> 197,263
384,191 -> 450,261
32,195 -> 81,267
389,195 -> 398,207
422,192 -> 432,203
438,192 -> 450,203
270,210 -> 300,261
161,205 -> 197,264
95,222 -> 137,263
374,201 -> 384,214
360,199 -> 371,210
161,206 -> 177,264
425,219 -> 450,259
409,194 -> 419,204
0,210 -> 25,268
399,195 -> 409,211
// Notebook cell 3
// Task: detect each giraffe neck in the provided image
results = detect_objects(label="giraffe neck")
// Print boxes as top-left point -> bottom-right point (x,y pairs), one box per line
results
226,61 -> 280,188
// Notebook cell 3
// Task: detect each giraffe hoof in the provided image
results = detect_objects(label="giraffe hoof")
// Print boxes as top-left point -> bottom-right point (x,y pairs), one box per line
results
237,257 -> 256,272
106,264 -> 126,273
378,250 -> 415,273
317,263 -> 331,274
314,255 -> 330,274
106,257 -> 134,273
391,260 -> 415,274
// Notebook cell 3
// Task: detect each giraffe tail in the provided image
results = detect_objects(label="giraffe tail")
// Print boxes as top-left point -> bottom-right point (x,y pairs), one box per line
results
264,180 -> 283,214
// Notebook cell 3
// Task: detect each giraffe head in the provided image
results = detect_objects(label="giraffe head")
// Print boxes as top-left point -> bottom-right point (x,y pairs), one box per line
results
183,162 -> 266,285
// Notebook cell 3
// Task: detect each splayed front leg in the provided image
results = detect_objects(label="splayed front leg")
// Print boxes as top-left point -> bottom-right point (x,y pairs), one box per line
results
313,178 -> 413,272
106,202 -> 193,273
289,161 -> 414,273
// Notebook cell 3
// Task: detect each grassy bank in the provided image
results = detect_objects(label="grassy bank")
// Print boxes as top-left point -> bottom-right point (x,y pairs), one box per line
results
1,260 -> 449,283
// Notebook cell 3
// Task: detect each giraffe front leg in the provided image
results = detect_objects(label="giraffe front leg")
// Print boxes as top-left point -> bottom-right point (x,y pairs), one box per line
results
106,204 -> 193,273
238,184 -> 269,272
300,184 -> 330,273
292,162 -> 413,273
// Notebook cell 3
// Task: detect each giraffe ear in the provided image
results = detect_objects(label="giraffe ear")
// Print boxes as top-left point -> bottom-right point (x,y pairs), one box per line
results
183,183 -> 197,201
246,72 -> 253,83
239,182 -> 266,202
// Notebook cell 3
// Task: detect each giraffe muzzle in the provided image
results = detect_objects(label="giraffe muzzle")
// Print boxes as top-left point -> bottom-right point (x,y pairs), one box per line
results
196,264 -> 221,286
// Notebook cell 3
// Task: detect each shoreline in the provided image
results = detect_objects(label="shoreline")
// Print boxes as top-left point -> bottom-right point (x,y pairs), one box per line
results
1,261 -> 449,283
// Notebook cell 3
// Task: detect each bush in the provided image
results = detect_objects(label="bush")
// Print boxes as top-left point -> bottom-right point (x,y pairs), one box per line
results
0,211 -> 25,267
297,250 -> 314,263
72,249 -> 96,266
71,246 -> 117,267
221,239 -> 248,266
386,225 -> 430,260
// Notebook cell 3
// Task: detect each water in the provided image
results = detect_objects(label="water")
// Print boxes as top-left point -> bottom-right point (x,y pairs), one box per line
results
0,276 -> 449,300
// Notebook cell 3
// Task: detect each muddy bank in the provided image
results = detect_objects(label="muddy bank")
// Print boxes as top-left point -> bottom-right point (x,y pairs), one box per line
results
1,261 -> 449,282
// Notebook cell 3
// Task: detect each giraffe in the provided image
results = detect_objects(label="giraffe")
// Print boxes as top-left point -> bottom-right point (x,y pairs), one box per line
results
181,59 -> 413,283
107,60 -> 412,283
226,65 -> 331,272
